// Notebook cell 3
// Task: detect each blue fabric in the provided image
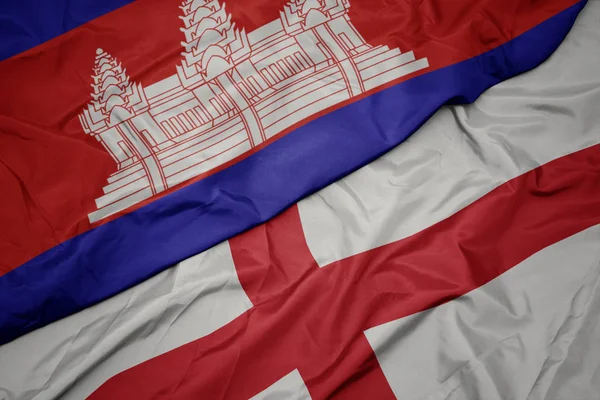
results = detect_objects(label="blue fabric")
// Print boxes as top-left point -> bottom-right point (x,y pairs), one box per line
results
0,1 -> 586,345
0,0 -> 134,61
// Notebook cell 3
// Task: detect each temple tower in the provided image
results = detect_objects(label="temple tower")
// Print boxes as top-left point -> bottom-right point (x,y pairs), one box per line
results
176,0 -> 251,87
281,0 -> 366,96
79,49 -> 149,134
177,0 -> 265,146
80,49 -> 168,196
79,49 -> 149,166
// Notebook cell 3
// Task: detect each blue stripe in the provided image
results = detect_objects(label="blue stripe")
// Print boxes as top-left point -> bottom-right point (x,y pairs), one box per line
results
0,1 -> 587,344
0,0 -> 134,61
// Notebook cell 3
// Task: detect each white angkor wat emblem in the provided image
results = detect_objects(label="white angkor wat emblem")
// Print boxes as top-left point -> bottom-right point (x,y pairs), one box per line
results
79,0 -> 429,223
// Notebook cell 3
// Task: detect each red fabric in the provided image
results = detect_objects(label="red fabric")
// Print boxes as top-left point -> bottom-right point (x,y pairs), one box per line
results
88,143 -> 600,399
0,0 -> 579,274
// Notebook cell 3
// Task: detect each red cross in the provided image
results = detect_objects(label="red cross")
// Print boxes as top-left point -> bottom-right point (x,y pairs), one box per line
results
90,144 -> 600,399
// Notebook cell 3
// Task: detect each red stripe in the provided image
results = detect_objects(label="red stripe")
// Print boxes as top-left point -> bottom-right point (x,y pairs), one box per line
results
88,144 -> 600,399
230,206 -> 396,399
230,206 -> 319,306
0,0 -> 580,274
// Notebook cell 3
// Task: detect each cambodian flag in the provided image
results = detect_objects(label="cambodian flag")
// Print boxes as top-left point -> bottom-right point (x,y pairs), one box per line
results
1,0 -> 599,398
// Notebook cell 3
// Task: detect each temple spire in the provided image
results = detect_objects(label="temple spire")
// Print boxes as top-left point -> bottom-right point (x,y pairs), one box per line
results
80,49 -> 148,134
177,0 -> 250,87
281,0 -> 350,33
90,48 -> 132,116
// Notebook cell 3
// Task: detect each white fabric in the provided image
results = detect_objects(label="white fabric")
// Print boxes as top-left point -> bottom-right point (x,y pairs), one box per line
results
0,242 -> 252,400
365,224 -> 600,400
250,370 -> 312,400
299,0 -> 600,267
